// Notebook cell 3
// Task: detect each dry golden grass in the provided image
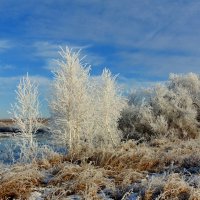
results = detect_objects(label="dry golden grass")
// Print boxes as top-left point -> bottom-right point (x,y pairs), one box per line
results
48,163 -> 115,199
146,173 -> 200,200
0,137 -> 199,199
37,152 -> 63,170
0,164 -> 43,200
161,173 -> 191,199
64,138 -> 200,173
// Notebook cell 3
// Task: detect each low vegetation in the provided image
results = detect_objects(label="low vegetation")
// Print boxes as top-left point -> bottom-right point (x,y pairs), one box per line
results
119,73 -> 200,140
0,48 -> 199,199
0,138 -> 199,199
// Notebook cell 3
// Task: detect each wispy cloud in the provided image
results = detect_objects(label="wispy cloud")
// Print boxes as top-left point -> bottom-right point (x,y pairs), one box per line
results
0,64 -> 15,71
32,41 -> 104,71
114,50 -> 200,80
33,41 -> 92,58
0,40 -> 13,52
33,41 -> 59,58
1,0 -> 200,117
0,75 -> 51,95
16,1 -> 199,50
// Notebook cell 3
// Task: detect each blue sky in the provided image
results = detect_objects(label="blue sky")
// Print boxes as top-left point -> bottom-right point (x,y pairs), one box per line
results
1,0 -> 200,118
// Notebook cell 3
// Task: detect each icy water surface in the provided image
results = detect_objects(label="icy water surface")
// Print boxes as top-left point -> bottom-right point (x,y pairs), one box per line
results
0,130 -> 67,164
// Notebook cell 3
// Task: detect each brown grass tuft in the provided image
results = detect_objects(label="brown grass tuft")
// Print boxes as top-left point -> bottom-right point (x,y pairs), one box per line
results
0,164 -> 43,200
48,163 -> 115,199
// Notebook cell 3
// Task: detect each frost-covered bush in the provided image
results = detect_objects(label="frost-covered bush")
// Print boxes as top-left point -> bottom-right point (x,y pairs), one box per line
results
151,83 -> 199,138
119,88 -> 155,140
50,48 -> 125,149
168,73 -> 200,121
119,73 -> 200,140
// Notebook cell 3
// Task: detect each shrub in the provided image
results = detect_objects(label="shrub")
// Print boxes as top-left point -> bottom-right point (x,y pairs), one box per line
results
119,73 -> 200,140
119,88 -> 155,140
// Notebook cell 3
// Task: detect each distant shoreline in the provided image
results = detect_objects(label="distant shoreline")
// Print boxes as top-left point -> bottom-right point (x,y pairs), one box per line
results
0,118 -> 49,126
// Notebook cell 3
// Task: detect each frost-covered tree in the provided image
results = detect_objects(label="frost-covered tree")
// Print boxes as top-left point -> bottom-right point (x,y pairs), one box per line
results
10,74 -> 40,147
94,69 -> 125,147
9,74 -> 41,163
50,47 -> 92,148
50,48 -> 126,148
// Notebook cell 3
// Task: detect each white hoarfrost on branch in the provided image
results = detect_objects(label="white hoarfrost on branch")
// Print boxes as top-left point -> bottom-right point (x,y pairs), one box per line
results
10,74 -> 40,144
94,68 -> 125,147
50,48 -> 126,149
119,73 -> 200,140
50,47 -> 92,148
10,74 -> 41,162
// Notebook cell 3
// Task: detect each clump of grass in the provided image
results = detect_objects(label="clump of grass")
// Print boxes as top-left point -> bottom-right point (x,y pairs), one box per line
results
0,164 -> 43,200
125,172 -> 200,200
37,152 -> 63,170
154,173 -> 200,200
48,163 -> 115,199
161,174 -> 191,200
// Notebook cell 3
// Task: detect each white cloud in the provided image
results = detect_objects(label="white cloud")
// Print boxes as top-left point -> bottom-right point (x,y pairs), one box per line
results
33,41 -> 59,58
23,1 -> 200,80
33,41 -> 92,58
33,41 -> 105,71
111,49 -> 200,81
0,64 -> 15,71
0,75 -> 51,97
1,1 -> 200,84
81,51 -> 105,67
2,1 -> 200,52
0,40 -> 12,52
21,1 -> 199,50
